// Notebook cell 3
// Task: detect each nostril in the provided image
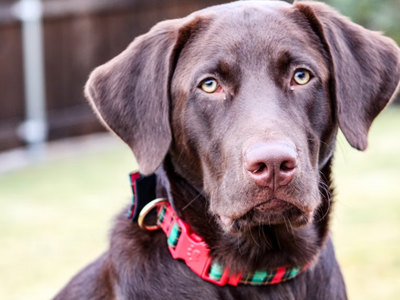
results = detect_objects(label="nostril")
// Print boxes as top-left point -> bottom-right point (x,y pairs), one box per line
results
280,162 -> 289,171
280,160 -> 295,172
252,163 -> 267,173
277,157 -> 297,187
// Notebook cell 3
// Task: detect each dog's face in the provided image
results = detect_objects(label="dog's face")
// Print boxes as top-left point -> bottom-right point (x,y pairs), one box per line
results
85,1 -> 400,234
170,3 -> 332,231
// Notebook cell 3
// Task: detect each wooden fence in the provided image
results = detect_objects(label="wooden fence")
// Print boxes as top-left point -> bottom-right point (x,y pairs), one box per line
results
0,0 -> 226,151
0,0 -> 398,152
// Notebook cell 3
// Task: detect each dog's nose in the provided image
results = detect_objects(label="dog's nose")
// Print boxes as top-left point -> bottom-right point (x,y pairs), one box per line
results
244,142 -> 297,188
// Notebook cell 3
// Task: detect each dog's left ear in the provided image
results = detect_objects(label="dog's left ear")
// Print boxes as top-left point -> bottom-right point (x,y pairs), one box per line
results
295,1 -> 400,150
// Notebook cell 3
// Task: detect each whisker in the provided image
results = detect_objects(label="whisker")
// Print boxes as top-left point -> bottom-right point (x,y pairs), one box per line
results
249,226 -> 261,247
182,191 -> 204,211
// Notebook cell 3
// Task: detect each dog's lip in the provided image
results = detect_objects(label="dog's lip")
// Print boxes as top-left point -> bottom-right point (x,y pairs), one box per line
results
217,198 -> 294,227
219,215 -> 234,227
253,198 -> 293,212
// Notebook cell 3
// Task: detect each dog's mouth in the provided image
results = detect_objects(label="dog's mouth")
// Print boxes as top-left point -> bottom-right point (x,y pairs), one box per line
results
217,198 -> 310,233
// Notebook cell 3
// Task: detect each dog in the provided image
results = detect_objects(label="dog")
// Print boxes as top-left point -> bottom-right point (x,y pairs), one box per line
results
53,1 -> 400,299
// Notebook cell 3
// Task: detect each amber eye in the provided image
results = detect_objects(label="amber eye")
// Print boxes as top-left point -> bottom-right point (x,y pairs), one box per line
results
200,79 -> 219,93
293,70 -> 311,85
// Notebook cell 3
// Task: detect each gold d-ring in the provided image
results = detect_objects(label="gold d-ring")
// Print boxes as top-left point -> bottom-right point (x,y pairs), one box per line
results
138,198 -> 168,231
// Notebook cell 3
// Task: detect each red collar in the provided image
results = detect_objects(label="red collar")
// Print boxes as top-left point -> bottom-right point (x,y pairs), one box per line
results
128,172 -> 308,286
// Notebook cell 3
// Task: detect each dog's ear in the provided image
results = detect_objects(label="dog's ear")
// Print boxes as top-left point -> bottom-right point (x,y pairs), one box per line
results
85,17 -> 203,174
295,2 -> 400,150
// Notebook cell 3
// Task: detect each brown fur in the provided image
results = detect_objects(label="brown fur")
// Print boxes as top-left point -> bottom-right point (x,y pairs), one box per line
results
54,1 -> 400,299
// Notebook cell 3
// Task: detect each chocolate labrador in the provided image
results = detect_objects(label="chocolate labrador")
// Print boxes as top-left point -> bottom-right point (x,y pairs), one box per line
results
54,1 -> 400,299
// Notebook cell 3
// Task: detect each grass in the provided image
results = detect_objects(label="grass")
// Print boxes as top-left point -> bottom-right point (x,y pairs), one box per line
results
332,106 -> 400,299
1,106 -> 400,300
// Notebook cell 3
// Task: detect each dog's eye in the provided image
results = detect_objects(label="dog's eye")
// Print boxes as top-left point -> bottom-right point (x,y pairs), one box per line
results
200,79 -> 219,93
293,70 -> 311,85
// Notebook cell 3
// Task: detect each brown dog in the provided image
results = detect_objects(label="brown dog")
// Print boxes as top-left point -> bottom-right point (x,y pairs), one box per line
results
54,1 -> 400,299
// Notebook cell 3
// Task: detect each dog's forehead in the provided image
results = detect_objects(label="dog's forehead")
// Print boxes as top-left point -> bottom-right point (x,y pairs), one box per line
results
192,0 -> 292,28
186,1 -> 313,56
195,0 -> 292,15
191,0 -> 293,27
176,1 -> 323,79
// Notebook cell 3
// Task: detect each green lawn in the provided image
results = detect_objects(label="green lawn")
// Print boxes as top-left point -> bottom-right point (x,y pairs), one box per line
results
1,107 -> 400,300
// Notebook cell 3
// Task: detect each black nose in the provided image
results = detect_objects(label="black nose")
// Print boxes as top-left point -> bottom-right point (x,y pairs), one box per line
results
244,142 -> 297,189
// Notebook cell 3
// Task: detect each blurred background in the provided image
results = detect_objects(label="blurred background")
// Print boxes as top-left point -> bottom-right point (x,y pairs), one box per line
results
0,0 -> 399,299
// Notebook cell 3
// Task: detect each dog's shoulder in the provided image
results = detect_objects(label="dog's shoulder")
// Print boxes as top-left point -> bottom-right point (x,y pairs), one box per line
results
53,253 -> 114,300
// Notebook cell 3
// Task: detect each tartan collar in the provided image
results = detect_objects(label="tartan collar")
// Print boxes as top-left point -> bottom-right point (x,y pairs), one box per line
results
128,172 -> 308,286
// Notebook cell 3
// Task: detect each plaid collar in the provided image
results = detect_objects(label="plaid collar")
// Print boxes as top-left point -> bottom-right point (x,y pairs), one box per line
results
128,172 -> 308,286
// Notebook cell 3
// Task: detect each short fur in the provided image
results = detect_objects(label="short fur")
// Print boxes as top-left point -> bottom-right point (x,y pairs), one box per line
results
54,1 -> 400,299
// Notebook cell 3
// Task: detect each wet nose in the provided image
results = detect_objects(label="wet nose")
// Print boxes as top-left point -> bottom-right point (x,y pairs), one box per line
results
244,142 -> 297,188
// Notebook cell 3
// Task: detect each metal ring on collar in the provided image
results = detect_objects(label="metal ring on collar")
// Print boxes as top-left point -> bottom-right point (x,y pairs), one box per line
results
138,198 -> 168,231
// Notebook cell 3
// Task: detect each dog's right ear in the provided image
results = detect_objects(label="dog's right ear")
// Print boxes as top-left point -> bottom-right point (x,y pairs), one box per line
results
85,17 -> 203,175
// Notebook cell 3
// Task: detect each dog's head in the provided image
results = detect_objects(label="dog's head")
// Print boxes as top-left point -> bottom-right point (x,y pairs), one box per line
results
85,1 -> 400,234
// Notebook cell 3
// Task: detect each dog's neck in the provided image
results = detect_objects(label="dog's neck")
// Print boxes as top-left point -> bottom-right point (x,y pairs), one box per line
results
155,157 -> 333,274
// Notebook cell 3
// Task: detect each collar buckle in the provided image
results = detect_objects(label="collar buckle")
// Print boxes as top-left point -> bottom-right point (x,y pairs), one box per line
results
137,198 -> 168,230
